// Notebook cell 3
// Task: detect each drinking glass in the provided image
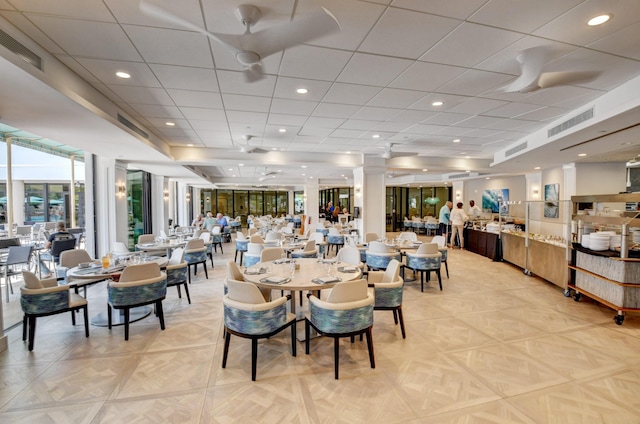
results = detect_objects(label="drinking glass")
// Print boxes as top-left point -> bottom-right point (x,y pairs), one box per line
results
101,255 -> 110,269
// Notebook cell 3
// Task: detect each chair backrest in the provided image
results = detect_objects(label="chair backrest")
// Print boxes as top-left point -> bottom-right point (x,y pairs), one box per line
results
247,243 -> 264,255
51,238 -> 77,258
200,232 -> 211,243
184,238 -> 205,251
365,232 -> 379,243
160,229 -> 168,239
59,249 -> 92,268
398,232 -> 417,242
22,271 -> 45,289
431,236 -> 446,248
16,225 -> 32,236
0,238 -> 20,248
113,242 -> 130,254
226,279 -> 266,304
417,242 -> 439,254
119,262 -> 161,282
368,241 -> 389,253
138,234 -> 155,244
250,234 -> 264,244
328,227 -> 340,235
303,239 -> 316,252
261,247 -> 284,262
265,232 -> 279,241
336,246 -> 361,266
212,226 -> 221,234
281,226 -> 293,235
248,228 -> 258,236
236,231 -> 246,241
309,232 -> 324,244
227,261 -> 244,281
6,245 -> 33,265
326,279 -> 368,303
382,259 -> 401,283
169,247 -> 184,266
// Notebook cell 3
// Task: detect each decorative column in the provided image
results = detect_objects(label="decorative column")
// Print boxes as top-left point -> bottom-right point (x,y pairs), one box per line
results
304,178 -> 319,229
354,155 -> 386,241
70,155 -> 76,228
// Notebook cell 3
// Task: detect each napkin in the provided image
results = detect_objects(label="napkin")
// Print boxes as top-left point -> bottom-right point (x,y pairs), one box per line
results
312,276 -> 341,284
260,276 -> 290,284
273,259 -> 291,264
244,267 -> 267,275
338,266 -> 359,273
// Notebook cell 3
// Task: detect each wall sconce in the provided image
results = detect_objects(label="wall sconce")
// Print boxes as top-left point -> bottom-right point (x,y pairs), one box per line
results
355,185 -> 361,197
186,192 -> 191,202
532,188 -> 539,198
163,189 -> 169,201
117,183 -> 126,197
455,191 -> 461,199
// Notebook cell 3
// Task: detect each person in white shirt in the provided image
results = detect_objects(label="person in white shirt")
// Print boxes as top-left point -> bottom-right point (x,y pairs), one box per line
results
450,202 -> 469,249
468,200 -> 481,219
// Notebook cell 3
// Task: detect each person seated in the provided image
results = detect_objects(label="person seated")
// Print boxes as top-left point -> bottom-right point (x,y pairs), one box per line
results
192,213 -> 204,229
216,213 -> 228,230
203,212 -> 216,231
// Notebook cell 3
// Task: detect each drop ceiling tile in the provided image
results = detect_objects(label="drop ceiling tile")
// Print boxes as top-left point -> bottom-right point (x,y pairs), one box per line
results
107,0 -> 204,28
391,0 -> 487,19
373,121 -> 415,132
438,69 -> 514,96
222,94 -> 271,113
123,25 -> 213,68
359,7 -> 459,59
53,54 -> 100,83
351,106 -> 401,121
195,131 -> 233,147
280,45 -> 353,81
305,117 -> 346,128
463,128 -> 503,138
447,97 -> 509,115
485,102 -> 544,118
0,1 -> 15,9
149,64 -> 218,92
330,129 -> 367,138
389,109 -> 436,123
390,61 -> 466,91
312,103 -> 359,119
228,121 -> 266,133
457,115 -> 504,128
469,0 -> 582,33
266,114 -> 308,126
130,104 -> 183,119
76,58 -> 160,87
270,98 -> 318,116
26,16 -> 142,60
216,70 -> 277,97
273,77 -> 332,101
322,83 -> 381,105
367,88 -> 427,109
589,22 -> 640,61
337,53 -> 413,86
159,127 -> 200,139
517,106 -> 568,122
406,123 -> 448,135
299,127 -> 333,137
12,0 -> 115,20
226,111 -> 268,126
188,120 -> 229,131
145,117 -> 189,128
0,11 -> 66,54
107,85 -> 174,105
179,107 -> 226,121
422,112 -> 472,126
168,89 -> 223,108
340,119 -> 379,130
409,93 -> 470,111
420,23 -> 523,67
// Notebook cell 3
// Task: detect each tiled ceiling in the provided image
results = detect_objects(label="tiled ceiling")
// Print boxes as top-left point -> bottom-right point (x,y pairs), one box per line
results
1,0 -> 640,188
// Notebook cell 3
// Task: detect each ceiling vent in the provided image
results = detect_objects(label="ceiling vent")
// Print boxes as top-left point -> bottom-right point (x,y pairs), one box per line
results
0,28 -> 42,70
548,107 -> 594,138
505,141 -> 528,157
449,172 -> 471,179
117,114 -> 148,139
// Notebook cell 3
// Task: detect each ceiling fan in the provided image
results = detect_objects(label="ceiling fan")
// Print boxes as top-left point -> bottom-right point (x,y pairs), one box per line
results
497,46 -> 602,93
382,143 -> 418,159
237,135 -> 268,154
258,167 -> 277,182
139,1 -> 340,82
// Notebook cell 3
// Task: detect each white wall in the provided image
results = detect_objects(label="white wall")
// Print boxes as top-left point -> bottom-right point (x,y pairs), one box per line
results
576,162 -> 626,195
464,175 -> 526,218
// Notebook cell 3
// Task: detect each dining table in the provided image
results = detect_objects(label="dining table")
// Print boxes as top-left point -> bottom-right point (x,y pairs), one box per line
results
135,238 -> 187,257
67,255 -> 169,326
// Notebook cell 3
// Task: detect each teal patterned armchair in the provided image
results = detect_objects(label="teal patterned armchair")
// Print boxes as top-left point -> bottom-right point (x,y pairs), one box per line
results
305,279 -> 375,379
404,243 -> 442,291
290,240 -> 318,259
222,279 -> 296,381
367,259 -> 405,338
166,247 -> 190,304
365,241 -> 401,271
107,262 -> 167,340
20,271 -> 89,351
235,232 -> 248,265
184,238 -> 209,284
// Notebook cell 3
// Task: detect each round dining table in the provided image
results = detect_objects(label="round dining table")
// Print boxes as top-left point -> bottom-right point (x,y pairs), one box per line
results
135,239 -> 187,257
67,256 -> 169,327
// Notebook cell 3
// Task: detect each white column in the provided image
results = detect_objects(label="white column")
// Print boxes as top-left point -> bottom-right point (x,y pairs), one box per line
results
176,182 -> 189,226
5,137 -> 14,235
151,174 -> 167,235
94,156 -> 118,256
525,172 -> 542,234
288,190 -> 294,216
84,154 -> 96,258
11,180 -> 24,228
114,162 -> 128,249
69,155 -> 76,228
304,179 -> 319,229
355,155 -> 386,240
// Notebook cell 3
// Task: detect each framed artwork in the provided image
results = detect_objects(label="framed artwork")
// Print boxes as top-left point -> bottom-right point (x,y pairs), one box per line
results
482,189 -> 509,214
544,183 -> 560,218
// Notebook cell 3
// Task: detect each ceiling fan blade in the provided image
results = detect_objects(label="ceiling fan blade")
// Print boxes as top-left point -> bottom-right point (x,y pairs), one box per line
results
243,63 -> 265,83
538,70 -> 601,89
239,7 -> 340,60
496,46 -> 550,93
389,152 -> 418,159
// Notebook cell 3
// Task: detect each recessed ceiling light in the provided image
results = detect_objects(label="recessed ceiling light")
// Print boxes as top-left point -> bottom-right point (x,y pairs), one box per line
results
465,156 -> 471,159
302,173 -> 306,176
341,174 -> 344,177
422,169 -> 428,172
485,177 -> 491,180
272,147 -> 278,151
115,71 -> 131,79
296,88 -> 308,94
372,134 -> 380,138
228,168 -> 233,171
578,153 -> 587,157
453,139 -> 461,143
277,169 -> 282,172
465,170 -> 470,173
346,151 -> 351,154
432,101 -> 444,106
301,165 -> 307,168
278,128 -> 286,133
186,144 -> 194,147
588,14 -> 611,26
534,166 -> 541,170
165,122 -> 175,126
309,176 -> 313,179
239,163 -> 244,167
232,174 -> 236,177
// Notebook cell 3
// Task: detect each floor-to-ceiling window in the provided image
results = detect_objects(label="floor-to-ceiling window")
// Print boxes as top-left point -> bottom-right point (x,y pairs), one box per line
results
126,171 -> 144,249
0,183 -> 5,224
216,189 -> 232,216
234,190 -> 248,223
249,190 -> 264,216
276,191 -> 288,216
294,191 -> 304,214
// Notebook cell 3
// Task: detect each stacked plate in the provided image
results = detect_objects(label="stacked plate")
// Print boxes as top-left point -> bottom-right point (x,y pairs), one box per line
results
609,234 -> 622,250
633,231 -> 640,244
589,233 -> 611,251
581,234 -> 590,249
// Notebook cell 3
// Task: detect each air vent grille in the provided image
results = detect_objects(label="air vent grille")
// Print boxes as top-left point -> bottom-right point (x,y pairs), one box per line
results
0,28 -> 42,70
505,141 -> 527,157
449,173 -> 470,179
117,114 -> 148,139
548,107 -> 594,138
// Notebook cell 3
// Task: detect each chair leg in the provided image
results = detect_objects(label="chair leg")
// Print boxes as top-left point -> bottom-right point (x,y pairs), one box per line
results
22,314 -> 27,341
222,330 -> 231,368
436,269 -> 443,291
187,265 -> 192,284
420,271 -> 424,292
397,307 -> 406,339
444,260 -> 449,278
83,306 -> 89,338
108,304 -> 113,330
71,308 -> 76,326
365,327 -> 375,369
124,308 -> 130,341
305,319 -> 311,354
183,282 -> 191,304
28,316 -> 36,351
392,309 -> 398,325
176,284 -> 182,298
290,321 -> 297,357
157,300 -> 165,330
235,250 -> 239,263
240,251 -> 243,266
203,263 -> 209,279
251,338 -> 258,381
334,337 -> 340,379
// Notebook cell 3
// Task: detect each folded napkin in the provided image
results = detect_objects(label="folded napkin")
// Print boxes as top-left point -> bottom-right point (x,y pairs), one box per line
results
140,243 -> 156,247
260,276 -> 290,284
74,268 -> 98,275
244,267 -> 267,275
273,259 -> 291,264
317,259 -> 337,264
337,266 -> 359,273
312,276 -> 342,284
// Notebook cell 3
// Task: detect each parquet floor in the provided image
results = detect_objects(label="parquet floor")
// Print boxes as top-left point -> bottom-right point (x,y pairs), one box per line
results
1,232 -> 639,423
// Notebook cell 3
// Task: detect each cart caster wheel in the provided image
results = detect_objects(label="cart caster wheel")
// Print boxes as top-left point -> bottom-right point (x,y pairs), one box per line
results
614,315 -> 625,325
573,293 -> 582,302
563,289 -> 572,298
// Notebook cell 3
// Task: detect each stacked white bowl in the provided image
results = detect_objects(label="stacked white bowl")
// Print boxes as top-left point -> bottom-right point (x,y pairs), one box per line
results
589,232 -> 614,251
581,234 -> 590,249
609,234 -> 622,250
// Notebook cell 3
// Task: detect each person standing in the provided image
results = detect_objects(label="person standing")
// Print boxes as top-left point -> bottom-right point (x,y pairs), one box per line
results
438,201 -> 452,243
468,200 -> 481,219
450,202 -> 469,249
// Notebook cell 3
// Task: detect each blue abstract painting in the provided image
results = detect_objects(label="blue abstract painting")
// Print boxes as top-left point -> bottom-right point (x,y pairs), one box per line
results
544,183 -> 559,218
482,189 -> 509,214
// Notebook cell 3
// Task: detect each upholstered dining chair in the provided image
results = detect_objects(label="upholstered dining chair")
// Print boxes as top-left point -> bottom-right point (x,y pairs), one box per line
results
309,232 -> 327,258
166,247 -> 190,304
327,227 -> 344,256
210,226 -> 224,254
365,241 -> 401,271
431,235 -> 449,278
235,232 -> 248,265
305,279 -> 375,379
107,262 -> 167,340
398,232 -> 418,242
367,259 -> 405,338
404,243 -> 442,291
20,271 -> 89,351
112,242 -> 130,254
199,232 -> 214,267
364,232 -> 380,244
260,247 -> 285,263
335,246 -> 365,270
183,238 -> 209,284
290,240 -> 318,259
222,279 -> 296,381
59,249 -> 106,297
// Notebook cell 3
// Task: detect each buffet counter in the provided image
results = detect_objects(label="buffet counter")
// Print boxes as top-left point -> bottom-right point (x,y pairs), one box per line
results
464,228 -> 501,261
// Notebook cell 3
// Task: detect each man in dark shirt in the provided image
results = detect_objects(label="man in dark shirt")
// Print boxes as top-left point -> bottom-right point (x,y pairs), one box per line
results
40,221 -> 74,276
